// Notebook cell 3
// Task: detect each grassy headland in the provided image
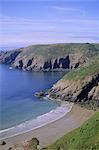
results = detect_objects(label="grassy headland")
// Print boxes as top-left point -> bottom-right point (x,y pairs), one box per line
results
0,43 -> 99,71
44,112 -> 99,150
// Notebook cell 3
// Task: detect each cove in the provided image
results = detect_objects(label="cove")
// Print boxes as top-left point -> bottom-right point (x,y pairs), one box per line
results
0,65 -> 65,130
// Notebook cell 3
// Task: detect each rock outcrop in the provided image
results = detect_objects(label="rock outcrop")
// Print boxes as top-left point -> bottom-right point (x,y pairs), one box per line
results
49,74 -> 99,109
49,74 -> 99,100
48,57 -> 99,109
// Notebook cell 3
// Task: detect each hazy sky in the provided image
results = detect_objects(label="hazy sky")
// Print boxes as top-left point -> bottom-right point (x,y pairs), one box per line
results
0,0 -> 99,47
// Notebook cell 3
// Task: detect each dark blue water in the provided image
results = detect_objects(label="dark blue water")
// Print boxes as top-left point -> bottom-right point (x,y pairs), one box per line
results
0,65 -> 65,130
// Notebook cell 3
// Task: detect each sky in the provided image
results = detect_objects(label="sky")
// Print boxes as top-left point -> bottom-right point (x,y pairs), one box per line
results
0,0 -> 99,48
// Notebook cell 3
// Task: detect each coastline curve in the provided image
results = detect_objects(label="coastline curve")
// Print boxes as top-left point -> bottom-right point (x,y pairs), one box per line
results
0,101 -> 73,140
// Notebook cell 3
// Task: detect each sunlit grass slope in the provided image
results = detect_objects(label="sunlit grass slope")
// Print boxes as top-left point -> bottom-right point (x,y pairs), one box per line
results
45,112 -> 99,150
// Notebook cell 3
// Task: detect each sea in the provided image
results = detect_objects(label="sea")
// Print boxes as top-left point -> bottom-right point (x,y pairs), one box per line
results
0,65 -> 65,130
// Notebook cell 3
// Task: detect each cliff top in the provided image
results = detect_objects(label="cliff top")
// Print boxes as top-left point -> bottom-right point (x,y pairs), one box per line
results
18,43 -> 99,59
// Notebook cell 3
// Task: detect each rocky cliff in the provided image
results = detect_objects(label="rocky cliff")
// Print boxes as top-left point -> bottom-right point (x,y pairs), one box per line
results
0,43 -> 99,108
49,56 -> 99,109
0,43 -> 99,71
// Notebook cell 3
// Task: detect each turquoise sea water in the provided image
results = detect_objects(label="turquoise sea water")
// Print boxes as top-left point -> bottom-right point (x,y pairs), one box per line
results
0,65 -> 65,130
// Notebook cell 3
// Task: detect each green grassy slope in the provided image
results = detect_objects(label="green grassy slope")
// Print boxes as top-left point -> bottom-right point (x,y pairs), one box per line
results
63,55 -> 99,81
21,43 -> 99,59
45,112 -> 99,150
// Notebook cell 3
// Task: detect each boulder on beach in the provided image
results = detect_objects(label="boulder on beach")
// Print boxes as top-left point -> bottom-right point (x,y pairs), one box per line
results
0,140 -> 6,145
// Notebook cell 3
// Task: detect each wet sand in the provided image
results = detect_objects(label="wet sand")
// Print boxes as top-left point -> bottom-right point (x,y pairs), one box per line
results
0,104 -> 94,149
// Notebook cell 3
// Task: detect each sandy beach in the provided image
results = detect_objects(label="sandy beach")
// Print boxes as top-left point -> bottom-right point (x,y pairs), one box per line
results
0,101 -> 73,140
0,104 -> 94,149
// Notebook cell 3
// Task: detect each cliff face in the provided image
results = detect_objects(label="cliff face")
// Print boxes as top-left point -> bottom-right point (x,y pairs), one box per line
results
0,43 -> 99,71
49,57 -> 99,109
13,53 -> 87,71
50,74 -> 99,102
0,50 -> 21,65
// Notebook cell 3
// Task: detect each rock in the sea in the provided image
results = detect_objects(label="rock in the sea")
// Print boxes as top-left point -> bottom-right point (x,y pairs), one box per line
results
35,90 -> 45,98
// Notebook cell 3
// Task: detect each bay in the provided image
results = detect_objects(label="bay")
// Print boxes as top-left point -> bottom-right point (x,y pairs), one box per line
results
0,65 -> 65,130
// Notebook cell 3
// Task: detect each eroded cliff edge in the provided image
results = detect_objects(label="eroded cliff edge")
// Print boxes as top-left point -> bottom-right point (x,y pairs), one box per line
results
0,43 -> 99,71
48,56 -> 99,109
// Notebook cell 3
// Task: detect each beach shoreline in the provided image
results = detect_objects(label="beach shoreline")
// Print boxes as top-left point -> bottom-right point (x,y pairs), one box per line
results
0,100 -> 73,140
0,104 -> 94,149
